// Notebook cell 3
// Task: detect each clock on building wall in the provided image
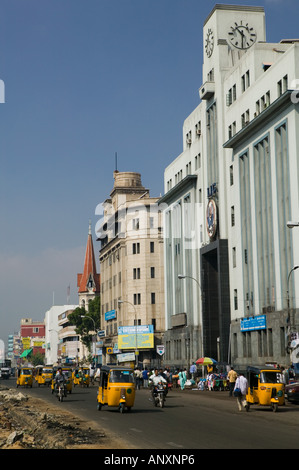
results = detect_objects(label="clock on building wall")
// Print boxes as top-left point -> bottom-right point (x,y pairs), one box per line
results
206,199 -> 217,239
228,21 -> 257,50
205,28 -> 214,57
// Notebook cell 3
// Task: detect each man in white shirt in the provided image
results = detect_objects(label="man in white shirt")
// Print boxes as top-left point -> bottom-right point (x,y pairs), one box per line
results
234,373 -> 248,411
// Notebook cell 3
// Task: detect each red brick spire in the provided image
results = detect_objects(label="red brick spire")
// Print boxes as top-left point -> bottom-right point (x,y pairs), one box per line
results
77,221 -> 100,293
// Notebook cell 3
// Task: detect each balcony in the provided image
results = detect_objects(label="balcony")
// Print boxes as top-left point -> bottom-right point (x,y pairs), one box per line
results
199,81 -> 215,101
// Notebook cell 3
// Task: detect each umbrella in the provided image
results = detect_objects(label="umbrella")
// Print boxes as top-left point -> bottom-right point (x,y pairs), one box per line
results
196,357 -> 217,366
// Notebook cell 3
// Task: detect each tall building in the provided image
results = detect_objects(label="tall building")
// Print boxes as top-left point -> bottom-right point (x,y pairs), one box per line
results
77,221 -> 101,310
97,171 -> 164,367
160,4 -> 299,368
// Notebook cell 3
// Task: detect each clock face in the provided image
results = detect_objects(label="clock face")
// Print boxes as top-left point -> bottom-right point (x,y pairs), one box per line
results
205,28 -> 214,57
228,21 -> 257,49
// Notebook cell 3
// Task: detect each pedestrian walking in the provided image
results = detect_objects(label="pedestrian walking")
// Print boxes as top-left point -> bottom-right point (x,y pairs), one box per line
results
178,369 -> 187,390
142,368 -> 149,388
227,367 -> 238,396
189,362 -> 197,380
134,367 -> 142,390
234,373 -> 248,411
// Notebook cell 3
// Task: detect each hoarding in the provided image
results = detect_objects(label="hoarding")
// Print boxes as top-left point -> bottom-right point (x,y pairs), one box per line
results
240,315 -> 266,332
118,325 -> 154,349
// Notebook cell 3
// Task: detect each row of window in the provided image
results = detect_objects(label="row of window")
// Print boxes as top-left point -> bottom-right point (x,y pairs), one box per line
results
102,266 -> 156,292
232,327 -> 287,359
102,292 -> 157,316
227,75 -> 288,140
166,153 -> 202,192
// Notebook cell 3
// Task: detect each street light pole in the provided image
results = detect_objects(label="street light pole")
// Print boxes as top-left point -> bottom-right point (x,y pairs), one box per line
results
287,266 -> 299,336
178,274 -> 203,375
80,315 -> 98,363
118,299 -> 138,367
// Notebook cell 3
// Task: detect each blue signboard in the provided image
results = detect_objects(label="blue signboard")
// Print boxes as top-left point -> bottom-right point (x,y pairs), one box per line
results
105,309 -> 116,321
240,315 -> 266,332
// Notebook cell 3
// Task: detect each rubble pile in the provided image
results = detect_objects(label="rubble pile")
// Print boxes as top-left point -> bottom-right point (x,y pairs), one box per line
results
0,385 -> 120,449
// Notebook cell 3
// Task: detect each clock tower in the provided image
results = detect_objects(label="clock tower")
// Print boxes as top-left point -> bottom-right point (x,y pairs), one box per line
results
202,4 -> 265,79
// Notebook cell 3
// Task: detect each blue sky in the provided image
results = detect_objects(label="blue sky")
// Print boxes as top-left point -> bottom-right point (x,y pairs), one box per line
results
0,0 -> 298,345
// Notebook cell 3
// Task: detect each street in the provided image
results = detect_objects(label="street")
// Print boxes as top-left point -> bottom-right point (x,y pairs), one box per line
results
11,379 -> 299,449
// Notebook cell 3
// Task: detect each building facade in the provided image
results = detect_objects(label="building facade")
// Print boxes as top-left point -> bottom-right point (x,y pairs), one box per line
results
44,305 -> 78,365
20,318 -> 46,360
97,171 -> 165,367
160,4 -> 299,369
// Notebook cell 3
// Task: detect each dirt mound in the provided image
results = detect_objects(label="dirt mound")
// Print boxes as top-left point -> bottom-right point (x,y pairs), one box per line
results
0,385 -> 132,449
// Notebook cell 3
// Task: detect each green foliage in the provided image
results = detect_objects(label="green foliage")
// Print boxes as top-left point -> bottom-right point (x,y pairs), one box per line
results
31,351 -> 45,366
68,296 -> 101,349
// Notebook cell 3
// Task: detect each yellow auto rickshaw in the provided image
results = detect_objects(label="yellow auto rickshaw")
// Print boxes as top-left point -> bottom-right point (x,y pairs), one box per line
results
16,367 -> 33,388
73,367 -> 90,387
246,365 -> 285,412
35,366 -> 53,386
96,365 -> 135,413
61,366 -> 73,394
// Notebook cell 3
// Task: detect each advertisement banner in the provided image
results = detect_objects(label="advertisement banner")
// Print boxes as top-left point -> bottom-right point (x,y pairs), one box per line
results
22,337 -> 31,349
118,325 -> 154,349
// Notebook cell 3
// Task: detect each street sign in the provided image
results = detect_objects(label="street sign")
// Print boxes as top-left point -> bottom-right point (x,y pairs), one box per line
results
156,345 -> 165,356
97,330 -> 106,338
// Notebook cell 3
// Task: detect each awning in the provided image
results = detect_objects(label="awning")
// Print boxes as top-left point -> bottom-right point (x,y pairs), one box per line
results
20,348 -> 33,358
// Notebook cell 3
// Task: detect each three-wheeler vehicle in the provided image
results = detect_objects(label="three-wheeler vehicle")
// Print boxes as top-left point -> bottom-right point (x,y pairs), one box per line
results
16,367 -> 33,388
246,365 -> 285,412
73,367 -> 90,387
97,365 -> 135,413
61,366 -> 73,394
35,366 -> 53,387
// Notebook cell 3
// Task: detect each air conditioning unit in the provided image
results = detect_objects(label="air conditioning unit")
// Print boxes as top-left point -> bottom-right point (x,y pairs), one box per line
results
196,129 -> 201,136
186,138 -> 192,145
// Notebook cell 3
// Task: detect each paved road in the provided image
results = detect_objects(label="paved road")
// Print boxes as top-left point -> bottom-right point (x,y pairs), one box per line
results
11,380 -> 299,449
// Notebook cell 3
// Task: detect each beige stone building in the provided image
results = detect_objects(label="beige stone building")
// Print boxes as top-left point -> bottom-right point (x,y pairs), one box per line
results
97,171 -> 164,367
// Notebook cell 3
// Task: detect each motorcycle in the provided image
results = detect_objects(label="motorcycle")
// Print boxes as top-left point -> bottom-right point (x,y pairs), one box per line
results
152,382 -> 165,408
56,382 -> 66,402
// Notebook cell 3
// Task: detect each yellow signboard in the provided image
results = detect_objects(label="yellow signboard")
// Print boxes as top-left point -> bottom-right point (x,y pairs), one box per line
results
22,337 -> 31,349
118,325 -> 154,350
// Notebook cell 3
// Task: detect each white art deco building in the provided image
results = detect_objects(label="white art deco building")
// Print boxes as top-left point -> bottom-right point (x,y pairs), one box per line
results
159,4 -> 299,369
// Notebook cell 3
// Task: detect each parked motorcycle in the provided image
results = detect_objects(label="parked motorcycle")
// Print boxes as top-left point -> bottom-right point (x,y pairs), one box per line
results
153,382 -> 165,408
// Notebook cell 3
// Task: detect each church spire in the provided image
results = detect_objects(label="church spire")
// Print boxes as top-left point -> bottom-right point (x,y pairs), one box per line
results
77,221 -> 100,296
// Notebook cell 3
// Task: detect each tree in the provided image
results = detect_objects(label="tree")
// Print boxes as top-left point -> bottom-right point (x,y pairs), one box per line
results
31,351 -> 45,366
68,296 -> 101,349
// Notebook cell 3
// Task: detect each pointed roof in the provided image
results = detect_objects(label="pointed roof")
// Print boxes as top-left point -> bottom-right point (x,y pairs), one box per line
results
77,221 -> 100,293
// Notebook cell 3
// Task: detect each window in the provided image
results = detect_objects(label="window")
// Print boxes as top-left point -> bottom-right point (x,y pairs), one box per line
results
241,110 -> 250,128
232,247 -> 236,268
230,165 -> 234,186
150,267 -> 155,278
195,121 -> 201,137
231,206 -> 235,226
234,289 -> 238,310
132,218 -> 139,230
150,242 -> 154,253
195,153 -> 201,170
134,293 -> 141,305
186,131 -> 192,147
226,84 -> 236,106
241,70 -> 250,92
132,243 -> 140,254
151,293 -> 156,304
133,268 -> 140,279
